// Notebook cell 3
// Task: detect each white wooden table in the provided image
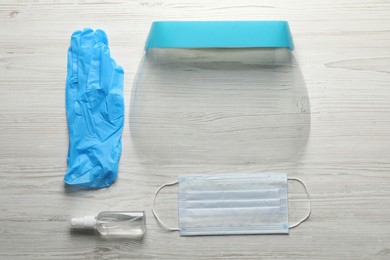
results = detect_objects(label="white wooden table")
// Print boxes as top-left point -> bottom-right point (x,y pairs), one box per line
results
1,1 -> 390,259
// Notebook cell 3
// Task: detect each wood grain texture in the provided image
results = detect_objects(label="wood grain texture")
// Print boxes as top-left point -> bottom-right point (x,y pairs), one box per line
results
1,0 -> 390,259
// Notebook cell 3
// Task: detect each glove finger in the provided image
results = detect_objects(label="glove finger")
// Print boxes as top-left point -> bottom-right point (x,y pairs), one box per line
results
95,29 -> 108,46
66,47 -> 75,117
86,42 -> 103,110
107,65 -> 124,121
66,47 -> 72,79
70,30 -> 81,80
66,30 -> 81,118
110,65 -> 124,94
78,28 -> 95,96
100,45 -> 114,95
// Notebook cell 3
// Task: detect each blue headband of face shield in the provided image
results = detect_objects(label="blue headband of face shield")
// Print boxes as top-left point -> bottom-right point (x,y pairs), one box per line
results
145,21 -> 294,52
152,173 -> 311,236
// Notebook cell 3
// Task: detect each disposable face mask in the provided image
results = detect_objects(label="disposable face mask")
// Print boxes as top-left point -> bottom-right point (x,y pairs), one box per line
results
152,173 -> 311,236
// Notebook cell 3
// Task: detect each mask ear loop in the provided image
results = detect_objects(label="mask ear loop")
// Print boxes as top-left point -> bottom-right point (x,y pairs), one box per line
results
288,177 -> 312,229
152,180 -> 180,231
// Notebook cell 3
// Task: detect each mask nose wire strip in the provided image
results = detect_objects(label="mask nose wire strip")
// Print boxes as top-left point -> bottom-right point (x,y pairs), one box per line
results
152,181 -> 180,231
288,177 -> 312,229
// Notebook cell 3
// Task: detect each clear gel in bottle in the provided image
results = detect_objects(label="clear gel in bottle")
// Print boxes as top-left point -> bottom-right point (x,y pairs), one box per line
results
71,211 -> 146,237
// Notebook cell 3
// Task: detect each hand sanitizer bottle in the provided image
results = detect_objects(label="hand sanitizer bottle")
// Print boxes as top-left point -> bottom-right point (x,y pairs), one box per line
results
71,211 -> 146,237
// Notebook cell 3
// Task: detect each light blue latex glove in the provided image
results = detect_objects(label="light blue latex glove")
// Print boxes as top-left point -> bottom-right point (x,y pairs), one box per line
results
64,28 -> 124,188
